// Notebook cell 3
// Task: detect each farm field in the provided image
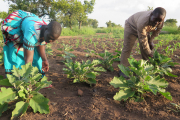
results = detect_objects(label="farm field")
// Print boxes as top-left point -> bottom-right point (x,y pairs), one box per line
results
0,33 -> 180,120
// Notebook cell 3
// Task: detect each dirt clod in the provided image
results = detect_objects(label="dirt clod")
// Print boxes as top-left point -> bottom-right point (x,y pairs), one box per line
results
78,89 -> 83,96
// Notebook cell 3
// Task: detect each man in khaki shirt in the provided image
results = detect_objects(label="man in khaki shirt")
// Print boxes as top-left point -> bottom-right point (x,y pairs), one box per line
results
119,7 -> 166,78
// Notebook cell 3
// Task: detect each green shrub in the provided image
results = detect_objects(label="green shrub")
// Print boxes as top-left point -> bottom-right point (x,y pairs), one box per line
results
61,26 -> 96,36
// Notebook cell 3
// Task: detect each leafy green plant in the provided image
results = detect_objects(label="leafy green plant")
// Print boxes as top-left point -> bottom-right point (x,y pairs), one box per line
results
95,50 -> 120,72
162,45 -> 171,56
149,50 -> 178,77
0,63 -> 52,119
76,39 -> 80,48
82,38 -> 87,45
115,50 -> 121,61
102,43 -> 106,49
173,42 -> 178,51
89,38 -> 93,44
110,58 -> 172,102
168,103 -> 180,112
93,42 -> 97,49
58,43 -> 74,52
84,49 -> 96,57
178,43 -> 180,49
57,43 -> 76,63
135,42 -> 140,54
63,59 -> 106,85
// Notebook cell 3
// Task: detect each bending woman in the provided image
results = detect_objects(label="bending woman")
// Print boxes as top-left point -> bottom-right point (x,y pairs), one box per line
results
1,10 -> 62,76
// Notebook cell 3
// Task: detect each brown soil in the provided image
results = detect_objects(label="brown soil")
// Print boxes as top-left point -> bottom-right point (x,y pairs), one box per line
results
0,34 -> 180,120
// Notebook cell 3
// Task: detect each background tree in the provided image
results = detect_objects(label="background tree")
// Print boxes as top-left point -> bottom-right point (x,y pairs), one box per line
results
74,1 -> 87,29
164,19 -> 177,27
111,22 -> 116,27
91,19 -> 98,28
147,6 -> 153,11
53,0 -> 95,29
3,0 -> 96,29
106,20 -> 121,28
78,0 -> 95,29
52,0 -> 78,29
4,0 -> 56,20
0,11 -> 8,20
0,11 -> 8,27
106,20 -> 112,27
82,18 -> 98,28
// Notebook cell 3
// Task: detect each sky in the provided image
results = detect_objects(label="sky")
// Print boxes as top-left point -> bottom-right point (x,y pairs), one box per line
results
1,0 -> 180,27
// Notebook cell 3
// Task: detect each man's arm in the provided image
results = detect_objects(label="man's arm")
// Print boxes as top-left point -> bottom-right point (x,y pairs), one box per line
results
149,22 -> 164,42
137,27 -> 152,56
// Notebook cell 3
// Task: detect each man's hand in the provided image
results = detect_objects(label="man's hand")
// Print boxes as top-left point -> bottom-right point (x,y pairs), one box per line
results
149,42 -> 154,50
42,60 -> 49,72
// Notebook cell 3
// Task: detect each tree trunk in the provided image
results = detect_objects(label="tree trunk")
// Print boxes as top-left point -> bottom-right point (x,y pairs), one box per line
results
79,21 -> 82,29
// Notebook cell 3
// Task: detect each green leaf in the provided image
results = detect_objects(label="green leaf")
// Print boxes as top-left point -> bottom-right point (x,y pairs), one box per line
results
109,66 -> 114,72
91,72 -> 100,76
0,87 -> 17,104
159,92 -> 172,101
134,97 -> 144,102
34,77 -> 52,92
6,74 -> 16,86
57,54 -> 62,57
21,63 -> 32,78
12,66 -> 21,77
92,60 -> 101,65
148,84 -> 158,95
73,78 -> 79,83
94,67 -> 106,72
18,89 -> 27,99
31,67 -> 39,77
110,76 -> 128,88
0,103 -> 8,116
86,72 -> 96,79
144,76 -> 151,81
0,75 -> 3,80
29,93 -> 50,114
114,89 -> 135,101
129,67 -> 140,76
0,78 -> 13,87
11,101 -> 29,119
165,72 -> 178,77
118,64 -> 130,77
57,48 -> 62,51
31,73 -> 42,82
147,76 -> 168,87
87,78 -> 96,84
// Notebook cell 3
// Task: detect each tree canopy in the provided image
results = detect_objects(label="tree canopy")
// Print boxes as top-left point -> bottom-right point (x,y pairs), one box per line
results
53,0 -> 95,29
106,20 -> 122,28
0,11 -> 8,20
164,19 -> 177,27
4,0 -> 55,19
3,0 -> 96,29
82,18 -> 98,28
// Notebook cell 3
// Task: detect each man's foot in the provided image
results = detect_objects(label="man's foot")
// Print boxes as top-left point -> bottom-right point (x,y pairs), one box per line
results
119,70 -> 129,79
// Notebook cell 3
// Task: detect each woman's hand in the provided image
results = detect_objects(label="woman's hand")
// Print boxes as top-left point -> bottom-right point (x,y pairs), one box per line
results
42,60 -> 49,72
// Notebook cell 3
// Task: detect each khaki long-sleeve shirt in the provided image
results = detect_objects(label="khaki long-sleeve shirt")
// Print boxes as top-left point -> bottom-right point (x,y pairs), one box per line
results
124,10 -> 163,55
